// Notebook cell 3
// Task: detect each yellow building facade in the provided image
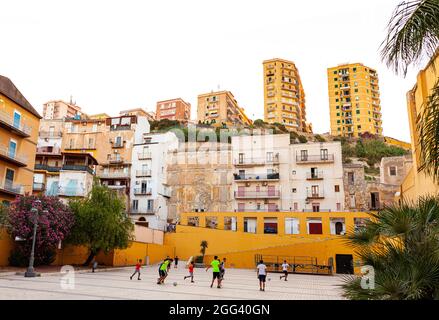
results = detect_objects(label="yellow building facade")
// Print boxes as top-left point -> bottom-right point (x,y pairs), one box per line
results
327,63 -> 382,137
0,75 -> 41,204
263,58 -> 308,132
399,52 -> 439,201
197,91 -> 252,127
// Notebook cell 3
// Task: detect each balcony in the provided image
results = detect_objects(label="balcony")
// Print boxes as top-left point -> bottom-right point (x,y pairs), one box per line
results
36,146 -> 61,155
136,170 -> 152,177
110,124 -> 131,131
296,154 -> 334,164
234,190 -> 280,199
138,152 -> 152,160
130,208 -> 155,215
99,171 -> 130,179
0,181 -> 24,196
306,190 -> 325,199
134,188 -> 152,195
32,182 -> 45,191
62,165 -> 94,175
111,140 -> 126,148
236,207 -> 280,212
108,156 -> 124,164
0,110 -> 32,137
306,171 -> 324,180
34,164 -> 61,172
58,186 -> 86,197
234,173 -> 280,181
65,144 -> 97,151
234,154 -> 280,167
39,131 -> 62,138
0,145 -> 28,167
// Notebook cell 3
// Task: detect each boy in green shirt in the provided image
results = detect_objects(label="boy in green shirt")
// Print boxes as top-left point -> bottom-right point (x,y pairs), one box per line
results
205,256 -> 222,288
157,258 -> 173,284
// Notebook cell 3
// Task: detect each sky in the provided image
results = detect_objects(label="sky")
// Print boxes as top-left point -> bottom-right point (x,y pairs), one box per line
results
0,0 -> 426,142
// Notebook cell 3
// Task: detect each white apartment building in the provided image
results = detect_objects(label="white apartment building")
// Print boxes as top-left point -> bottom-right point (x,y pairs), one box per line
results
130,131 -> 179,230
231,134 -> 345,212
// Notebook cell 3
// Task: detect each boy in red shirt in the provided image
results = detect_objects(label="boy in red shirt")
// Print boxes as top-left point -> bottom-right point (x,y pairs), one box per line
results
184,261 -> 195,283
130,259 -> 142,280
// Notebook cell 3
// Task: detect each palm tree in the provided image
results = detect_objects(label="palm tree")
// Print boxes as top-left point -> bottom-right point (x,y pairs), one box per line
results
381,0 -> 439,181
342,196 -> 439,299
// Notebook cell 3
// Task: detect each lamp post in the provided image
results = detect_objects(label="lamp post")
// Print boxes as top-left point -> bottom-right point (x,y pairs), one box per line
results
25,200 -> 41,277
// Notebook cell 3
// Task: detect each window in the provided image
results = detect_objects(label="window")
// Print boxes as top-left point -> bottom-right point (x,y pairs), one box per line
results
293,202 -> 298,211
336,203 -> 341,211
187,217 -> 199,227
330,218 -> 345,235
292,188 -> 297,193
285,218 -> 299,235
389,166 -> 397,176
5,168 -> 15,186
312,203 -> 320,212
206,216 -> 217,229
300,150 -> 308,161
8,140 -> 17,158
224,217 -> 237,231
13,111 -> 21,129
244,218 -> 257,233
147,200 -> 154,211
264,218 -> 278,234
335,185 -> 340,192
320,149 -> 328,160
348,172 -> 355,184
307,218 -> 322,234
132,200 -> 138,211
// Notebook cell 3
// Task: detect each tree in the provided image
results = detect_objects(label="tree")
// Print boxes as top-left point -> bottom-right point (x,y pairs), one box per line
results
67,183 -> 134,266
7,195 -> 74,266
342,196 -> 439,299
381,0 -> 439,181
200,240 -> 208,259
0,202 -> 8,228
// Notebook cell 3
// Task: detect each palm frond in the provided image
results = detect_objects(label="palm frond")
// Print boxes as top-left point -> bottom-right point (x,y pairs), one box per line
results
417,80 -> 439,181
380,0 -> 439,76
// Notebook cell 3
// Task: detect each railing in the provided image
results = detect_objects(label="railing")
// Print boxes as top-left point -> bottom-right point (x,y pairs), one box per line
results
58,187 -> 85,197
34,164 -> 61,172
302,209 -> 332,212
99,172 -> 130,179
0,110 -> 32,136
306,190 -> 325,199
234,190 -> 281,198
134,188 -> 152,195
110,124 -> 131,131
108,156 -> 124,164
36,147 -> 61,155
0,145 -> 28,165
130,208 -> 155,215
0,181 -> 24,195
236,207 -> 280,212
39,131 -> 62,138
136,170 -> 152,177
32,182 -> 45,191
65,144 -> 97,150
111,140 -> 125,148
296,154 -> 334,163
306,171 -> 324,180
234,154 -> 280,166
138,152 -> 152,160
234,173 -> 280,181
62,165 -> 94,175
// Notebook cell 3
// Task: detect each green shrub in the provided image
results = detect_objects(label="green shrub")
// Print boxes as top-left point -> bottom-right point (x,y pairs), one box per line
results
314,134 -> 326,142
298,135 -> 308,143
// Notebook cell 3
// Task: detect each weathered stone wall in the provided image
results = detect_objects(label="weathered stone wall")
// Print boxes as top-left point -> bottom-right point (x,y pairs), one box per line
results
343,164 -> 369,211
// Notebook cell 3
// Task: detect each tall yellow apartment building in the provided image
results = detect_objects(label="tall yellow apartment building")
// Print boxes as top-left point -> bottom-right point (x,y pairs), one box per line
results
197,91 -> 252,127
263,58 -> 308,132
327,63 -> 382,137
399,52 -> 439,200
0,75 -> 41,204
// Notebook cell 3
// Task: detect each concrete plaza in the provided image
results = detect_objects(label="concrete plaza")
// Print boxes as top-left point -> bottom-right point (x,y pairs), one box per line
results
0,264 -> 346,300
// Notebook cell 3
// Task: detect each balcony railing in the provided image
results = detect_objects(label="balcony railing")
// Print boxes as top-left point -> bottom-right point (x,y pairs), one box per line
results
138,152 -> 152,160
34,164 -> 61,172
296,154 -> 334,164
236,207 -> 280,212
302,209 -> 332,212
306,171 -> 324,180
130,208 -> 155,215
136,170 -> 152,177
36,146 -> 61,155
65,144 -> 97,150
39,131 -> 62,138
111,140 -> 125,148
32,182 -> 45,191
306,190 -> 325,199
234,190 -> 280,199
0,145 -> 28,167
108,156 -> 124,164
62,165 -> 94,175
234,173 -> 280,181
99,172 -> 130,179
0,181 -> 24,195
234,154 -> 280,166
134,188 -> 152,195
58,187 -> 86,197
0,110 -> 32,137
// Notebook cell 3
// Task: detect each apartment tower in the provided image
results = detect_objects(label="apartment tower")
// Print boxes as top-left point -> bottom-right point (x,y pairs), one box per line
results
327,63 -> 383,137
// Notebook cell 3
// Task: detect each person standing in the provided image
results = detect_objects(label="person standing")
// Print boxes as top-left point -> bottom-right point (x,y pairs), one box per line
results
184,261 -> 195,283
206,256 -> 222,288
130,259 -> 142,280
280,260 -> 290,281
157,258 -> 172,284
174,256 -> 179,269
91,259 -> 98,273
256,260 -> 267,291
219,258 -> 226,281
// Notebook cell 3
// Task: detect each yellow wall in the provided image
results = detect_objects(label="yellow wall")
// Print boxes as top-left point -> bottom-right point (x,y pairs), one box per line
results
0,228 -> 14,266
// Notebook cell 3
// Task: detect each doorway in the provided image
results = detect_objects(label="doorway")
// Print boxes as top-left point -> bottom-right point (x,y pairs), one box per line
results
335,254 -> 354,274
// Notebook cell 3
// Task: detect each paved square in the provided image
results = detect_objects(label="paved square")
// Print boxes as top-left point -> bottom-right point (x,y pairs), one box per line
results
0,264 -> 345,300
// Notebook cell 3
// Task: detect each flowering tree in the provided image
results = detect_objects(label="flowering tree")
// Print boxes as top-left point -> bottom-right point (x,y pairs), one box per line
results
7,195 -> 75,266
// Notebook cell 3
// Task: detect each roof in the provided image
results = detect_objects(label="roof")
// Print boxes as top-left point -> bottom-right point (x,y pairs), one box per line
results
0,75 -> 42,119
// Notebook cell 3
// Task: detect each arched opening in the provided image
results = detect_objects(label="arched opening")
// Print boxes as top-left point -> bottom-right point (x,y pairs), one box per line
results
335,222 -> 343,235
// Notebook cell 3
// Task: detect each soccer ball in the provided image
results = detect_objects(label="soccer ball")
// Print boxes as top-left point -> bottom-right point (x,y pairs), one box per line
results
173,282 -> 178,286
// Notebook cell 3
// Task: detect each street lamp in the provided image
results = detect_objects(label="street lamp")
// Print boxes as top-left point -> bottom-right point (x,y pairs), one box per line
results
25,200 -> 42,278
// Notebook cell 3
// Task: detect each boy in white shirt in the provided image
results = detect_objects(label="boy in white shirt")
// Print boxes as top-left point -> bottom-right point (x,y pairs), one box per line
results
256,259 -> 267,291
280,260 -> 289,281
